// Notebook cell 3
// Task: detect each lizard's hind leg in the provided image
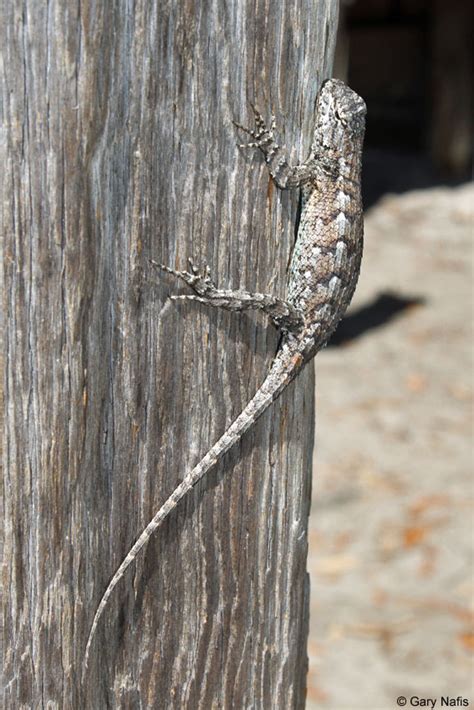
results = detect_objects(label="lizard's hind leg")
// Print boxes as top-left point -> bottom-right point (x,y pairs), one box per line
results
151,258 -> 303,333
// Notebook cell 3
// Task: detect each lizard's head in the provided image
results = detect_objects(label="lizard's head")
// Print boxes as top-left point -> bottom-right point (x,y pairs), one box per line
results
314,79 -> 366,139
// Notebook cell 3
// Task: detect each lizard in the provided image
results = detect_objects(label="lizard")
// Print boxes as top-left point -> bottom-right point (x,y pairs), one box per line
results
83,78 -> 366,674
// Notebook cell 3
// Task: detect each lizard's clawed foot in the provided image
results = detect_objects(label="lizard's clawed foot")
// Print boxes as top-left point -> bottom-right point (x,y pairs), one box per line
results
233,106 -> 278,150
150,258 -> 218,297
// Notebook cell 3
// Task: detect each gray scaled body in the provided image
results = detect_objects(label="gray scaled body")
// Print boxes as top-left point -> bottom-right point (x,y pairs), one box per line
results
83,78 -> 366,673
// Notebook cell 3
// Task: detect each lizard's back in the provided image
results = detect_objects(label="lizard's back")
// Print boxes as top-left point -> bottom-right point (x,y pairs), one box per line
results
287,174 -> 363,354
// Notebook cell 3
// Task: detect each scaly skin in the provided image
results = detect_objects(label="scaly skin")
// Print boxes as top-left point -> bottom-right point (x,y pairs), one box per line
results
83,78 -> 366,675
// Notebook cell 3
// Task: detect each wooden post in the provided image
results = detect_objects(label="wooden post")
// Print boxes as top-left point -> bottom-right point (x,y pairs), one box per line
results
3,1 -> 339,706
431,0 -> 473,176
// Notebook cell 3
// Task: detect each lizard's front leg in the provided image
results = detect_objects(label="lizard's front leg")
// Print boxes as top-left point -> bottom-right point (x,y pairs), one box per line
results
234,107 -> 316,189
151,258 -> 303,333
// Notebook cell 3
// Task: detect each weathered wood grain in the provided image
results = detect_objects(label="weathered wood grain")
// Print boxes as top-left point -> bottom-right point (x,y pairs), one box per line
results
2,1 -> 339,706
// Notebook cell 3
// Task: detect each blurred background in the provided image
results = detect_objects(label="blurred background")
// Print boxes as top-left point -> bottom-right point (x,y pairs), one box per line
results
307,1 -> 473,707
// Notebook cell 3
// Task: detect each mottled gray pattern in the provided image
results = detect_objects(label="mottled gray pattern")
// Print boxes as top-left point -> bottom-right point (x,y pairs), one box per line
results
83,79 -> 366,674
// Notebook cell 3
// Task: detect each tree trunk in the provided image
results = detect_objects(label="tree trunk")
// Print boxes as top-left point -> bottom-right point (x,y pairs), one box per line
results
2,1 -> 339,706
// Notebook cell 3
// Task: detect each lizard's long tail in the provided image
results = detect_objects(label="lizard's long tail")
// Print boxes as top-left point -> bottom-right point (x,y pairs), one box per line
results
83,343 -> 304,675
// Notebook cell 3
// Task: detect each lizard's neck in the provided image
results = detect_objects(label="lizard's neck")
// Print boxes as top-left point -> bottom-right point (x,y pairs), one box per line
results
311,120 -> 365,182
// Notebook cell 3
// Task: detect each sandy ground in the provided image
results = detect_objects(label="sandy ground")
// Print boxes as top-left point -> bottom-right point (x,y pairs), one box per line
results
306,175 -> 473,709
